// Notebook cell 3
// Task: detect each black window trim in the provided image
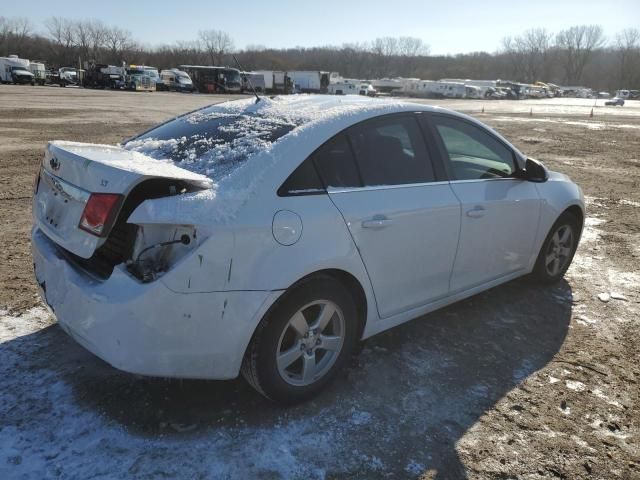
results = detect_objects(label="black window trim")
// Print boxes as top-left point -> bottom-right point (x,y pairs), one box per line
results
422,112 -> 524,183
278,111 -> 446,196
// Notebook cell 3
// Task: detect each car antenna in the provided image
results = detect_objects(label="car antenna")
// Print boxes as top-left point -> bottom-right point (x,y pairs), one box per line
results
233,54 -> 260,104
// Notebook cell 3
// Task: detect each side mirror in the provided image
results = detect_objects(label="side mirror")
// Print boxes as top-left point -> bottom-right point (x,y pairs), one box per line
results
523,157 -> 548,183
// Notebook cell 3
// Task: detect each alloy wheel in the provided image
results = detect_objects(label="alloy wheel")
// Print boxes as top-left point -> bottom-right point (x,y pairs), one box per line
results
545,224 -> 574,276
276,300 -> 345,386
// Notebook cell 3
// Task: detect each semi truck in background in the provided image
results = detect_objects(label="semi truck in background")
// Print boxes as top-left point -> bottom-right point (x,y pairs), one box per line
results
0,55 -> 35,85
124,65 -> 156,91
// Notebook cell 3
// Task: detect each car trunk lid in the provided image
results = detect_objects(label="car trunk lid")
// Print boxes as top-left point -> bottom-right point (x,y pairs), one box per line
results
33,141 -> 212,259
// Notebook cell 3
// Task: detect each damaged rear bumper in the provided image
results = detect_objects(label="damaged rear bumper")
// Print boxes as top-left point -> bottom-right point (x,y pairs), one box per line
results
32,227 -> 279,380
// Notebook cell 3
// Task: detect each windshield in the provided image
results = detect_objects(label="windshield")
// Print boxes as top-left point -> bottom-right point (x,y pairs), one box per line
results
145,69 -> 159,78
127,68 -> 146,75
176,71 -> 189,78
124,105 -> 303,181
222,70 -> 240,84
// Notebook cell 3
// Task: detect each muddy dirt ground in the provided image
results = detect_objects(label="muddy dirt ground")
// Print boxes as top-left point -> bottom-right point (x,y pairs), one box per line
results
0,86 -> 638,479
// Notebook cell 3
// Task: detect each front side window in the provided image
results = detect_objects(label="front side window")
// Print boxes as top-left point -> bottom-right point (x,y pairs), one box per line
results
348,115 -> 435,186
432,115 -> 516,180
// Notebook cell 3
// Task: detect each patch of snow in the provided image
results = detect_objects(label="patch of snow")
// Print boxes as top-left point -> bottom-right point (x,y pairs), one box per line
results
0,307 -> 51,343
609,292 -> 628,301
591,389 -> 624,409
619,199 -> 640,208
597,293 -> 611,303
566,380 -> 586,392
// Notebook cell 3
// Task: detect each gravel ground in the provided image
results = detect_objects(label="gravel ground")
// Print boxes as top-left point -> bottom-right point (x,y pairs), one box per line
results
0,85 -> 638,479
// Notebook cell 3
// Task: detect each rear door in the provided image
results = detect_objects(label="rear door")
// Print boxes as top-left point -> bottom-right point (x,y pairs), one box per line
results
316,113 -> 461,319
424,114 -> 542,293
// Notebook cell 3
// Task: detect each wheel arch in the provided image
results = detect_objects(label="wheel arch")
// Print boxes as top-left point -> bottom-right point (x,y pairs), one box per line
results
298,268 -> 369,341
563,204 -> 584,235
243,268 -> 370,360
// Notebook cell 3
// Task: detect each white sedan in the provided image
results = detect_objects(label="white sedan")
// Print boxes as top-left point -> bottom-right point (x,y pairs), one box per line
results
32,95 -> 584,402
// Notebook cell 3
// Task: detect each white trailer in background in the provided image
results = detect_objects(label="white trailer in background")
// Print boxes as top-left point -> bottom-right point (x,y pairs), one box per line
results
288,71 -> 331,93
29,61 -> 46,85
328,82 -> 358,95
441,79 -> 498,98
400,79 -> 466,98
241,72 -> 266,93
0,55 -> 34,84
465,85 -> 484,99
254,70 -> 291,93
442,78 -> 497,88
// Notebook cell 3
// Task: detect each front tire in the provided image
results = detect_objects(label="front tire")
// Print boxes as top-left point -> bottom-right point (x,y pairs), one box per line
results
242,276 -> 359,403
532,212 -> 579,283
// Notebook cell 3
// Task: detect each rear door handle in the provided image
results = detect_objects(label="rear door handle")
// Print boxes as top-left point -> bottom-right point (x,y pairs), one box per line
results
362,215 -> 393,229
466,206 -> 486,218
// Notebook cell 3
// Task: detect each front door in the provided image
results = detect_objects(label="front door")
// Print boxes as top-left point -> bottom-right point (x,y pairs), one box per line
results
427,113 -> 542,293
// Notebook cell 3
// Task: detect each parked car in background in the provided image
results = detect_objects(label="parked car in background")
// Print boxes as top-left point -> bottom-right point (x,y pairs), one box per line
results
605,97 -> 625,106
358,83 -> 376,97
159,69 -> 194,92
32,96 -> 584,403
58,67 -> 82,87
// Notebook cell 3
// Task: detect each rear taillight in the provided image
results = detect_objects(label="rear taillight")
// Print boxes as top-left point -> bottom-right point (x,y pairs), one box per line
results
78,193 -> 123,237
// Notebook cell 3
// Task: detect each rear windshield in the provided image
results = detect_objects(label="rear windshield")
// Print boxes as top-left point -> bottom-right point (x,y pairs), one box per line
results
123,105 -> 302,181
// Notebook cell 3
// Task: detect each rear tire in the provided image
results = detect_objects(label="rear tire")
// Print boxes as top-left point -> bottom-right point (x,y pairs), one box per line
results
242,276 -> 359,404
532,212 -> 579,283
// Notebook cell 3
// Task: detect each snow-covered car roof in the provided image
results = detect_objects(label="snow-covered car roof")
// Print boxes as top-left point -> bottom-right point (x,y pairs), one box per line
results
124,95 -> 431,183
124,95 -> 438,224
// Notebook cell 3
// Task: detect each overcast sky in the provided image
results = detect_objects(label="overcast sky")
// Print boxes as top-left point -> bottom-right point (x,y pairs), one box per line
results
4,0 -> 639,55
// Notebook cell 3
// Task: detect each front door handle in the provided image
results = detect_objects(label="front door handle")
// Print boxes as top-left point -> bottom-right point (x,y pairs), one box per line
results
466,206 -> 486,218
362,215 -> 393,229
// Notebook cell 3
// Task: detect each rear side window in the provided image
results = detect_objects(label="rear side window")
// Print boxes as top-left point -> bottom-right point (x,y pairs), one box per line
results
278,159 -> 324,196
348,115 -> 435,186
312,133 -> 361,188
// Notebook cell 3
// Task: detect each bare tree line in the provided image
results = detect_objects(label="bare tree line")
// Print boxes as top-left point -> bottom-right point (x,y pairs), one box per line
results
0,16 -> 638,90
